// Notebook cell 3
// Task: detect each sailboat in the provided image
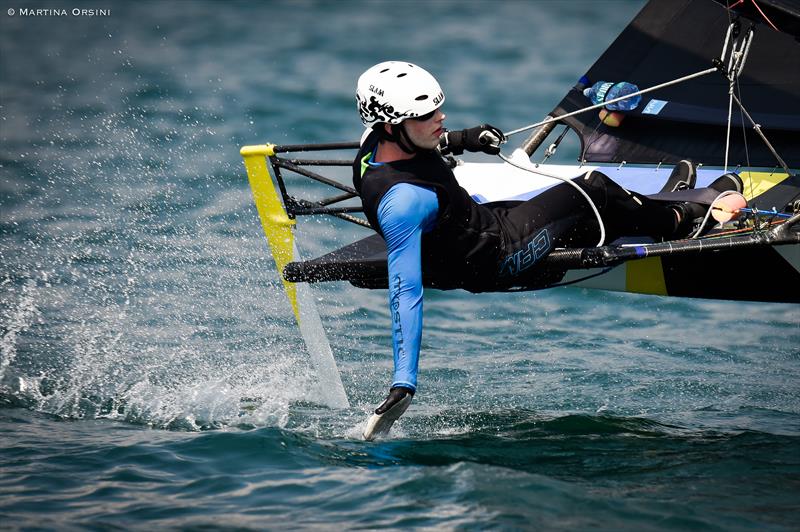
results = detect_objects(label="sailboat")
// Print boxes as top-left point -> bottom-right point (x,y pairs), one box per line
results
240,0 -> 799,310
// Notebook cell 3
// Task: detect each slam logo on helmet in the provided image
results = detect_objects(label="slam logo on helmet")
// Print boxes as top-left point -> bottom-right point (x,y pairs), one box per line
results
369,85 -> 384,97
433,92 -> 443,105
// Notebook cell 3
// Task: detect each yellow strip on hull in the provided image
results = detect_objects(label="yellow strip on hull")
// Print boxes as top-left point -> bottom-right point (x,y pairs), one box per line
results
626,256 -> 668,296
740,170 -> 791,200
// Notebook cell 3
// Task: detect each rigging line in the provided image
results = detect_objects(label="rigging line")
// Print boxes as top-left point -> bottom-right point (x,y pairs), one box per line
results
720,13 -> 761,223
540,125 -> 571,164
726,29 -> 741,73
721,15 -> 735,61
531,266 -> 615,290
734,69 -> 755,209
724,78 -> 735,173
579,120 -> 605,168
497,152 -> 606,246
738,208 -> 792,219
723,27 -> 754,173
724,1 -> 735,59
739,24 -> 755,71
504,67 -> 718,137
731,92 -> 791,175
750,0 -> 780,32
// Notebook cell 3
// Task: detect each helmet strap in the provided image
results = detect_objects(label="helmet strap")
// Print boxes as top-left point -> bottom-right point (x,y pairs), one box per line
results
392,124 -> 419,154
373,123 -> 421,155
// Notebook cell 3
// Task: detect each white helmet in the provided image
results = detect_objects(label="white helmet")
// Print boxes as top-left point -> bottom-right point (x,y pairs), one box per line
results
356,61 -> 445,127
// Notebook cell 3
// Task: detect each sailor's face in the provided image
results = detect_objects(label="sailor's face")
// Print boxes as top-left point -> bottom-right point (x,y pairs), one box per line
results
404,108 -> 446,150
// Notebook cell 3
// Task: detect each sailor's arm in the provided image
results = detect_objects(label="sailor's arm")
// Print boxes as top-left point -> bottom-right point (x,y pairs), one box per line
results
376,183 -> 438,392
362,183 -> 436,440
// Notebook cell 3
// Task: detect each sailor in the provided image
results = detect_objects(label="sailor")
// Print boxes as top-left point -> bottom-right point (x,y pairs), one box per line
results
354,61 -> 742,440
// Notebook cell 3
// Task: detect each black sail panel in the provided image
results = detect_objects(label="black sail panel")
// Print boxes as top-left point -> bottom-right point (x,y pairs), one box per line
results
552,0 -> 800,167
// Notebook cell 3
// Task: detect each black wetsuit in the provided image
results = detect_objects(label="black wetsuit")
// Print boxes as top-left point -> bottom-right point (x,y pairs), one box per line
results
353,130 -> 685,391
353,130 -> 680,292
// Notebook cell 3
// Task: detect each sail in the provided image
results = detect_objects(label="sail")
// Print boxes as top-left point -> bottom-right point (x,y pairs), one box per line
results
551,0 -> 800,168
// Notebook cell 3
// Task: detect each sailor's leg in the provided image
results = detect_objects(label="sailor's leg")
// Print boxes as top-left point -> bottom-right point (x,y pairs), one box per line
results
493,181 -> 605,278
579,170 -> 681,239
579,170 -> 744,239
497,172 -> 621,252
494,170 -> 682,278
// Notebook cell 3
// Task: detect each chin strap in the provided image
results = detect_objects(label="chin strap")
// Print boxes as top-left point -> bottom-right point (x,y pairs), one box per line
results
375,123 -> 420,154
392,124 -> 419,154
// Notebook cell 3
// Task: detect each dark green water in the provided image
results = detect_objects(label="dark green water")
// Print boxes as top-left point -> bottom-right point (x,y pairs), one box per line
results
1,0 -> 799,529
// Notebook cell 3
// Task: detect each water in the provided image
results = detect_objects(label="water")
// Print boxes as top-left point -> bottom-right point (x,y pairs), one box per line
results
1,0 -> 799,529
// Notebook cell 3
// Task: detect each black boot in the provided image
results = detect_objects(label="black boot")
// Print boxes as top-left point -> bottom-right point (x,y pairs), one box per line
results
659,160 -> 696,193
707,172 -> 743,194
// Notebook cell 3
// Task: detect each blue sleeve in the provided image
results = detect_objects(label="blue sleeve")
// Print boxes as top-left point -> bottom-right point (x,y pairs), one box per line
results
376,183 -> 438,392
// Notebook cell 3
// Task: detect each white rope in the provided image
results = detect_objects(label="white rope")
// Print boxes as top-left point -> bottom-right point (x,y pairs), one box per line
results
688,190 -> 746,239
723,28 -> 754,173
720,21 -> 733,63
724,80 -> 735,173
498,152 -> 606,246
739,27 -> 755,73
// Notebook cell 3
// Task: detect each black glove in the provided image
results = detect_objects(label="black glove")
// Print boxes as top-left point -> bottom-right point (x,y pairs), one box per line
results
375,386 -> 414,415
362,386 -> 415,441
440,124 -> 505,156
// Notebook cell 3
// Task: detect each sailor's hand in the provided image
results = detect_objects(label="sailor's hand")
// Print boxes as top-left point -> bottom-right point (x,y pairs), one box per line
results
362,386 -> 415,441
440,124 -> 505,156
